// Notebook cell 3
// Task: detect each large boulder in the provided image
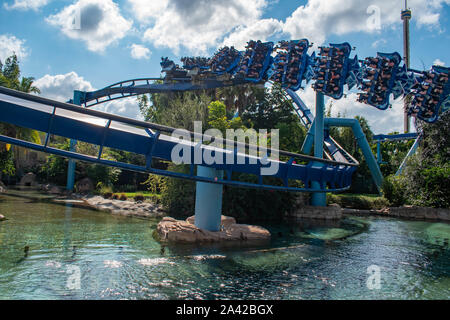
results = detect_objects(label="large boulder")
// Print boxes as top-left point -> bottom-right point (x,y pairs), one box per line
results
75,178 -> 94,194
289,204 -> 342,220
388,206 -> 450,221
19,172 -> 37,187
0,180 -> 6,193
0,214 -> 6,221
157,215 -> 271,243
49,186 -> 63,195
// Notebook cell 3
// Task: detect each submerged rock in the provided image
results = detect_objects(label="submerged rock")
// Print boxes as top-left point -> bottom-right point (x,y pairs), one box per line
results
289,204 -> 342,220
49,186 -> 63,195
83,195 -> 165,219
19,173 -> 37,187
387,206 -> 450,221
157,215 -> 271,243
0,214 -> 6,221
75,178 -> 94,194
0,180 -> 6,193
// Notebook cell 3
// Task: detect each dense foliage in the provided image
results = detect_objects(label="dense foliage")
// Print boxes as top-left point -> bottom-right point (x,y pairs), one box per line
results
139,84 -> 302,220
2,53 -> 448,213
0,54 -> 41,178
400,113 -> 449,208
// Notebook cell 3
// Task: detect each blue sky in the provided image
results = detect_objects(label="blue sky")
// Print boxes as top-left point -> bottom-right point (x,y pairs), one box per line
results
0,0 -> 449,134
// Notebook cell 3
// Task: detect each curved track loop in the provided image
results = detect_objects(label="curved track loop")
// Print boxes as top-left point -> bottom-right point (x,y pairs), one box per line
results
0,86 -> 357,193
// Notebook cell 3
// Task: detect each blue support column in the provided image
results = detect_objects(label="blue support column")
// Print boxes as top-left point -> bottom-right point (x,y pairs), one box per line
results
66,139 -> 77,191
396,136 -> 421,176
325,118 -> 384,193
311,92 -> 327,206
376,141 -> 382,164
301,119 -> 315,155
194,166 -> 223,231
66,91 -> 83,191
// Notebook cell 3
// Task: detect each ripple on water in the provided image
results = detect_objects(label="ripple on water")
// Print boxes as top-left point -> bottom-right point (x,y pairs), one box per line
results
1,191 -> 450,300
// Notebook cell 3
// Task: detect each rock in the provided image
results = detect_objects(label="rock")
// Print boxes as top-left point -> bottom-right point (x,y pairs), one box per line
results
19,172 -> 37,187
290,204 -> 342,220
82,195 -> 165,219
49,186 -> 63,195
387,206 -> 450,221
0,214 -> 5,221
0,180 -> 6,192
157,215 -> 271,243
186,215 -> 237,227
75,178 -> 94,194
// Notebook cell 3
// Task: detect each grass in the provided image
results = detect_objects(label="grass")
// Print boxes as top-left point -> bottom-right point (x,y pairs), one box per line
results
327,193 -> 389,210
112,192 -> 160,198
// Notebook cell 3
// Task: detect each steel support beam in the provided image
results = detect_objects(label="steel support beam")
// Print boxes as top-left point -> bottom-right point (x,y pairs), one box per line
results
194,166 -> 224,232
66,91 -> 83,191
325,118 -> 383,193
311,92 -> 327,206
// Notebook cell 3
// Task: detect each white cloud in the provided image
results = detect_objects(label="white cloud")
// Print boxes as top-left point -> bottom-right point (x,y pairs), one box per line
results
129,0 -> 268,54
433,59 -> 446,66
293,86 -> 405,134
93,97 -> 144,121
282,0 -> 449,46
222,18 -> 282,50
34,72 -> 143,120
127,0 -> 449,55
0,34 -> 29,62
4,0 -> 50,11
130,44 -> 151,60
371,39 -> 387,49
34,72 -> 94,102
46,0 -> 132,53
327,93 -> 406,134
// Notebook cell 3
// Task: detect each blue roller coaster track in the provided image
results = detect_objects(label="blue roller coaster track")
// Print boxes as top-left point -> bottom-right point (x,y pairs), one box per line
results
0,38 -> 448,199
0,86 -> 357,194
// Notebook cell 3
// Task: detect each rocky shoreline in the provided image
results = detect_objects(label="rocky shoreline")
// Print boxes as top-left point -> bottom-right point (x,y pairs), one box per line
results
81,195 -> 165,219
0,181 -> 6,194
157,215 -> 271,243
2,175 -> 450,223
342,206 -> 450,221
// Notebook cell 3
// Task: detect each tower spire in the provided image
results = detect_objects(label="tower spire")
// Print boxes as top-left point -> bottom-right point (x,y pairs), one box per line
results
401,1 -> 412,133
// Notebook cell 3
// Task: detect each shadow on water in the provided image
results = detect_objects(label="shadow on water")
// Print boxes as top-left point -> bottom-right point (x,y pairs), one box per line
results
15,246 -> 30,264
156,218 -> 367,255
0,187 -> 98,212
2,188 -> 450,300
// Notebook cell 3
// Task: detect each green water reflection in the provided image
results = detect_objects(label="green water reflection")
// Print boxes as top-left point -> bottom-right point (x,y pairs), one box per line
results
0,189 -> 449,300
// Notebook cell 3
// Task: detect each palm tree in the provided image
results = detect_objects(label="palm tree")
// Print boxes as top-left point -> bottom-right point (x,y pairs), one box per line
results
216,83 -> 264,115
0,54 -> 41,176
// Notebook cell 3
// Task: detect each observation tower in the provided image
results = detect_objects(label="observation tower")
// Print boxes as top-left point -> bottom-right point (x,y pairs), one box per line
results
402,0 -> 412,133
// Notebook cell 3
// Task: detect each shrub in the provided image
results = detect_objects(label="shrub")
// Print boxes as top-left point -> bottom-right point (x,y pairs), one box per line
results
85,164 -> 120,187
103,192 -> 113,199
119,194 -> 127,201
398,112 -> 450,208
328,193 -> 389,210
382,175 -> 407,207
144,164 -> 297,221
134,194 -> 145,202
97,182 -> 113,197
112,194 -> 119,200
404,163 -> 450,208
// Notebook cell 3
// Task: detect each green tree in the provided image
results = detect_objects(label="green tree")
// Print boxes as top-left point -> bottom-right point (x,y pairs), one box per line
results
0,54 -> 41,176
400,112 -> 450,208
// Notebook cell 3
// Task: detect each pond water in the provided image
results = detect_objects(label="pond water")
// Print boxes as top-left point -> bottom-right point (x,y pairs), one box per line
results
0,189 -> 449,300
